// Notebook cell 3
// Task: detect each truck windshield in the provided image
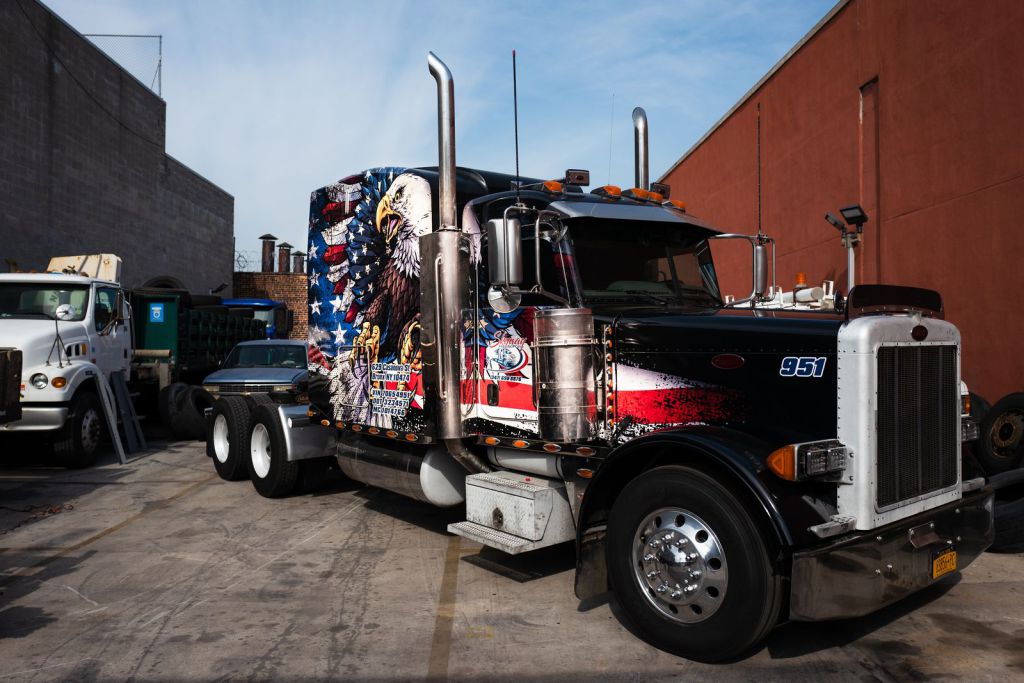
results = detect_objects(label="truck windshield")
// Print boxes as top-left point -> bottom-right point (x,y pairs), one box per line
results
566,222 -> 722,306
223,344 -> 306,369
0,283 -> 89,320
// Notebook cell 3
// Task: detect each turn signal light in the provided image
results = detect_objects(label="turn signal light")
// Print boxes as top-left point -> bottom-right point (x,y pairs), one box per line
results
51,377 -> 67,389
767,445 -> 797,481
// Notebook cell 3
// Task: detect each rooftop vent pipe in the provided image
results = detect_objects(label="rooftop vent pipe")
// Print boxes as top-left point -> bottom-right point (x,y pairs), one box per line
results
428,51 -> 457,231
277,242 -> 293,273
259,233 -> 277,273
632,107 -> 649,190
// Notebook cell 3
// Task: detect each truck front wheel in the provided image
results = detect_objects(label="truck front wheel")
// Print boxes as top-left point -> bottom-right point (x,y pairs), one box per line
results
53,391 -> 104,469
247,404 -> 299,498
606,465 -> 783,662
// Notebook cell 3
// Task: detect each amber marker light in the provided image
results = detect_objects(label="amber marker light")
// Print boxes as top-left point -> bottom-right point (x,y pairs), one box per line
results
666,199 -> 687,211
648,191 -> 664,202
307,410 -> 315,417
405,433 -> 418,442
512,439 -> 529,449
51,377 -> 66,389
576,468 -> 595,479
767,445 -> 797,481
543,443 -> 561,453
576,446 -> 596,456
543,180 -> 564,193
368,427 -> 380,435
484,436 -> 500,446
386,430 -> 397,438
795,272 -> 807,287
320,419 -> 331,427
352,424 -> 362,432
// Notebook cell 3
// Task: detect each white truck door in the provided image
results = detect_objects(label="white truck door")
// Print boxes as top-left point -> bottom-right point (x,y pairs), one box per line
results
92,285 -> 131,380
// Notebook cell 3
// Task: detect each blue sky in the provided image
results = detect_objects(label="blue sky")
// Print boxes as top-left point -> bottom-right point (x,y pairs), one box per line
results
46,0 -> 836,258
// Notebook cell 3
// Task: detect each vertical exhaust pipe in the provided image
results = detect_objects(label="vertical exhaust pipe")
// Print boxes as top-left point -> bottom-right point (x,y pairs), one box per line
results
428,52 -> 457,230
632,107 -> 649,190
423,52 -> 490,474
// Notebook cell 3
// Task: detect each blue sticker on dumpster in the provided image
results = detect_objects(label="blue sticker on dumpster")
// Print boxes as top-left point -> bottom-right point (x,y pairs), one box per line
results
149,303 -> 165,323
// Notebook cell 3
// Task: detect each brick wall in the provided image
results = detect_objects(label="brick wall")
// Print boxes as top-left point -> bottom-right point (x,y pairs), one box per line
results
0,0 -> 233,293
232,272 -> 308,341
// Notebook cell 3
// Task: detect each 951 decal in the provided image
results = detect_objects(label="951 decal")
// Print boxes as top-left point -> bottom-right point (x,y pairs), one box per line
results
779,356 -> 827,378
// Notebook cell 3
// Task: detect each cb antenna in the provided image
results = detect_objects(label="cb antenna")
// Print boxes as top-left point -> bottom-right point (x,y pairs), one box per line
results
513,49 -> 521,204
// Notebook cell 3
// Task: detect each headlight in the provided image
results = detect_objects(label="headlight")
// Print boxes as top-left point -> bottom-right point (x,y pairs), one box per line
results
30,373 -> 48,389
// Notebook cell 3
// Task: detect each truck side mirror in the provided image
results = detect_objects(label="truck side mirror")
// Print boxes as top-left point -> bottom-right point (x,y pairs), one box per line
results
753,244 -> 768,298
115,290 -> 126,324
486,217 -> 523,287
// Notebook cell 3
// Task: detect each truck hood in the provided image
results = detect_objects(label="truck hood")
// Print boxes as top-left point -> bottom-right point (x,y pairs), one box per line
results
203,367 -> 307,386
0,319 -> 91,370
599,305 -> 844,355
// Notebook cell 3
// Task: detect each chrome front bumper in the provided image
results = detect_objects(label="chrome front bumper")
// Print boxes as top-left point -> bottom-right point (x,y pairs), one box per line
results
0,405 -> 69,432
789,488 -> 994,621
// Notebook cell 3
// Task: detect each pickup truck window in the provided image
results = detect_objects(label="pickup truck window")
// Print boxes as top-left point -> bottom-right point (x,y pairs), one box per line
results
0,284 -> 89,320
223,344 -> 306,369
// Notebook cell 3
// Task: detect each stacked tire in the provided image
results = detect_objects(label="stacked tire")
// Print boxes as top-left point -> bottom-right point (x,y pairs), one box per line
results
159,383 -> 215,440
972,392 -> 1024,554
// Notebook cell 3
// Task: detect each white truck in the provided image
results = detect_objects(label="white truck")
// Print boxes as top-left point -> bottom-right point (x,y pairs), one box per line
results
0,255 -> 130,467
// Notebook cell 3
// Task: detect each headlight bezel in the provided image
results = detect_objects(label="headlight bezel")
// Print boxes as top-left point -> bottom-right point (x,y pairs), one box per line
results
30,373 -> 48,390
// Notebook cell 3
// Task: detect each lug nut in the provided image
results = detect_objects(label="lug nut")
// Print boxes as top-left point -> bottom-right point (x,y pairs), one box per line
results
656,585 -> 668,594
670,590 -> 682,599
643,553 -> 655,562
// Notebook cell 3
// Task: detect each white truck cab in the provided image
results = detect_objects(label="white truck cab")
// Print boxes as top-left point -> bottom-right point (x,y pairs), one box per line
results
0,255 -> 131,466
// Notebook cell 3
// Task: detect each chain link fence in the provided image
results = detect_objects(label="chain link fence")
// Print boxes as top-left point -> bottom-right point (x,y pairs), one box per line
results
83,34 -> 162,96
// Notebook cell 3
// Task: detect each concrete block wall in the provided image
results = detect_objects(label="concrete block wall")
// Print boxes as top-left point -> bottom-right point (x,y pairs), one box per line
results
0,0 -> 233,293
232,272 -> 308,341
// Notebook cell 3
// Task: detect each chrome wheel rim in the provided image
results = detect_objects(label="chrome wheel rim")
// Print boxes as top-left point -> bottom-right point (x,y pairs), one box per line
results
80,408 -> 101,453
631,507 -> 728,624
250,423 -> 271,478
212,414 -> 230,463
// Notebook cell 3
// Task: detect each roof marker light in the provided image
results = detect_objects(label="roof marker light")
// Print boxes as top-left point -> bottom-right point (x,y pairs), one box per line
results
543,180 -> 564,193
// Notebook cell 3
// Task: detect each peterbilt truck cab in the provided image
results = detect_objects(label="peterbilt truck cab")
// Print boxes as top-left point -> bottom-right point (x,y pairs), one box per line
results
217,53 -> 992,662
0,255 -> 130,467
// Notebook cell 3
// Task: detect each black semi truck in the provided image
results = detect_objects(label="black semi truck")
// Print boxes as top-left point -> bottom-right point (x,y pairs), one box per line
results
204,53 -> 993,661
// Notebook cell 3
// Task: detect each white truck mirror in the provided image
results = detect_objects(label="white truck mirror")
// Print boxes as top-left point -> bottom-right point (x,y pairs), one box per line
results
55,304 -> 76,321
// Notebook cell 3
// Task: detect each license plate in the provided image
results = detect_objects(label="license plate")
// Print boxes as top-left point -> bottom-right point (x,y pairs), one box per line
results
932,548 -> 957,579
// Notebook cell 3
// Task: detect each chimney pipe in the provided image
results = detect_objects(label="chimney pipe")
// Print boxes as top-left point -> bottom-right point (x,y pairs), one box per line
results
632,107 -> 649,190
277,242 -> 293,273
259,233 -> 277,273
292,250 -> 305,274
428,52 -> 457,230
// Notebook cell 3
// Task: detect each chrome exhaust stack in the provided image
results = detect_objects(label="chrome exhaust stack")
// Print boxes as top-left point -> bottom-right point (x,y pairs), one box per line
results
428,52 -> 458,231
632,107 -> 649,190
423,52 -> 491,473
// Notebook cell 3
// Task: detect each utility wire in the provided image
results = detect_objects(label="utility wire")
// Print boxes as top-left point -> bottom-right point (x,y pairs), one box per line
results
14,0 -> 164,150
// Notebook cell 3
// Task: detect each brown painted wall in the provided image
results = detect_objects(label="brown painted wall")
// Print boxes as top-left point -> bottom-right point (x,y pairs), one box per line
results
662,0 -> 1024,404
232,272 -> 308,341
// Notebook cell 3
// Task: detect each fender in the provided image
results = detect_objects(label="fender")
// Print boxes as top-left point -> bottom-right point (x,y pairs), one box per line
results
573,426 -> 833,600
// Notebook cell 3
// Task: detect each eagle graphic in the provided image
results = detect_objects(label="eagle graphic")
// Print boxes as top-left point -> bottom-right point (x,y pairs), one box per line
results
359,172 -> 432,364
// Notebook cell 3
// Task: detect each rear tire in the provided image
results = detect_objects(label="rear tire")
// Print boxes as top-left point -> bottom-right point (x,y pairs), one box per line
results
53,391 -> 104,469
977,393 -> 1024,475
605,465 -> 783,662
158,382 -> 187,432
206,396 -> 252,481
248,403 -> 299,498
991,494 -> 1024,553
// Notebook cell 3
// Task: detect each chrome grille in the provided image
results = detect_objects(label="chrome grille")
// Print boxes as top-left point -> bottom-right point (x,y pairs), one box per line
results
208,383 -> 285,394
876,345 -> 958,508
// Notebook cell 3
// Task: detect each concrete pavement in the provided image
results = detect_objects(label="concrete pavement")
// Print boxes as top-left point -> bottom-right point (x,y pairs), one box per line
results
1,441 -> 1022,681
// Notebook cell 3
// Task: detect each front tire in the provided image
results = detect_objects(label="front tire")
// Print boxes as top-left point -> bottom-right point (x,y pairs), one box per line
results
53,391 -> 104,469
206,396 -> 251,481
248,403 -> 299,498
606,465 -> 782,662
